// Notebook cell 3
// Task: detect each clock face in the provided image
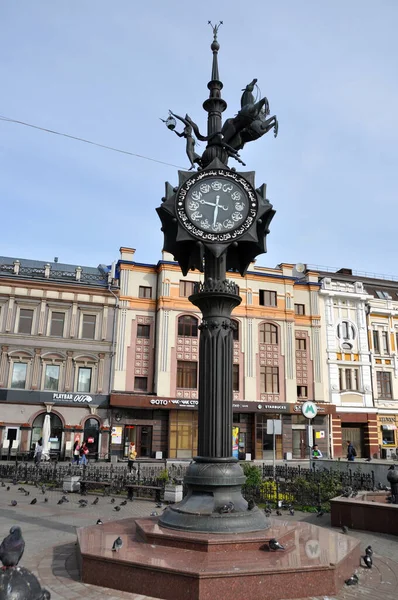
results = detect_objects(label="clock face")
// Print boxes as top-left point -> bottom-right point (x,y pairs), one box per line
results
176,169 -> 258,243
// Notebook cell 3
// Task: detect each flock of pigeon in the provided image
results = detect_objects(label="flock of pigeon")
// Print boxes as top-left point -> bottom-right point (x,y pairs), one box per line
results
0,478 -> 376,586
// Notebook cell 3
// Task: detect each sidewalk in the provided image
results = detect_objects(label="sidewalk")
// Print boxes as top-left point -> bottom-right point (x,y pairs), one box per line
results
0,482 -> 397,600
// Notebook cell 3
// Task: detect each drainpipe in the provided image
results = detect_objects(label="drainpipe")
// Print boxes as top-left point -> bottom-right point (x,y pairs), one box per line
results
107,284 -> 119,393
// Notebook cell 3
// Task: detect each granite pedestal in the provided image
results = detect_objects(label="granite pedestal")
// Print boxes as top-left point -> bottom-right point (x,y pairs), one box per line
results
331,491 -> 398,535
77,517 -> 360,600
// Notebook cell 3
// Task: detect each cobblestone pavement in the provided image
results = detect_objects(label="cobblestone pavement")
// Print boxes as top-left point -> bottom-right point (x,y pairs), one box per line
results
0,482 -> 397,600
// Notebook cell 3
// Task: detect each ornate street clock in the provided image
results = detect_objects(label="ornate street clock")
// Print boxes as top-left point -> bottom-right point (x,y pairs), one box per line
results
157,159 -> 275,276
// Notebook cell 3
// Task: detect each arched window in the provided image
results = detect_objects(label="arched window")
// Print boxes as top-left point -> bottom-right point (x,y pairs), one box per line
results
178,315 -> 198,337
31,413 -> 63,453
232,320 -> 239,342
259,323 -> 278,345
337,321 -> 355,341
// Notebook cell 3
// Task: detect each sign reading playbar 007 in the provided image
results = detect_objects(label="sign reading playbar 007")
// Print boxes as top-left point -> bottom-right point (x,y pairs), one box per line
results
0,389 -> 109,408
52,393 -> 93,403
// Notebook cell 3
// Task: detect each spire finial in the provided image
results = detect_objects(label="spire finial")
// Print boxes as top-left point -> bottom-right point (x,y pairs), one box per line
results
208,21 -> 223,43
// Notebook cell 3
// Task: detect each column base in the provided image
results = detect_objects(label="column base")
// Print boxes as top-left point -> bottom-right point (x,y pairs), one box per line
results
159,459 -> 269,533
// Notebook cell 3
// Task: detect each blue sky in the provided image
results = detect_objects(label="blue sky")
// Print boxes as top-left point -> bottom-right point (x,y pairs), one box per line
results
1,1 -> 397,276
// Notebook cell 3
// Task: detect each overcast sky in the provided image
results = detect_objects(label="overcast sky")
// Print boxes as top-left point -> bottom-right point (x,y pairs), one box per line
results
1,1 -> 397,277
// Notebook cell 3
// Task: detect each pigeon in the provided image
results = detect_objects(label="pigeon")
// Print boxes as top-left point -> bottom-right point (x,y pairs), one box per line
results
289,507 -> 295,516
78,499 -> 88,505
112,536 -> 123,552
57,499 -> 64,505
345,574 -> 359,586
317,510 -> 324,518
0,526 -> 25,567
44,497 -> 48,503
218,502 -> 234,514
352,490 -> 358,498
18,487 -> 25,493
92,497 -> 99,505
6,486 -> 10,491
110,498 -> 115,504
247,498 -> 256,511
365,545 -> 373,557
362,554 -> 372,568
96,519 -> 103,525
114,505 -> 121,512
25,491 -> 30,496
156,502 -> 163,509
30,498 -> 37,505
41,485 -> 46,494
341,526 -> 349,534
120,500 -> 127,506
61,496 -> 69,503
276,510 -> 282,516
365,457 -> 372,462
10,500 -> 17,507
265,508 -> 272,517
1,481 -> 5,487
269,538 -> 285,551
150,511 -> 159,517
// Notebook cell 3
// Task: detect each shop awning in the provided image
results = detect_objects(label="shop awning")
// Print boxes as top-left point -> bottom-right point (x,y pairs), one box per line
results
382,425 -> 397,430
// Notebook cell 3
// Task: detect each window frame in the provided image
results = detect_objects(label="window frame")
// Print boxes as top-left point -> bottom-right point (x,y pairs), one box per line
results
297,385 -> 308,399
177,315 -> 198,337
17,307 -> 34,335
232,320 -> 239,342
337,320 -> 356,341
373,330 -> 380,354
134,376 -> 148,392
179,281 -> 196,297
138,286 -> 152,299
294,304 -> 306,315
43,363 -> 61,391
295,338 -> 306,351
377,371 -> 392,399
137,324 -> 151,338
76,366 -> 93,393
338,367 -> 359,391
10,361 -> 29,389
232,363 -> 240,392
259,323 -> 278,345
49,310 -> 66,337
260,365 -> 279,394
259,290 -> 277,307
381,331 -> 389,354
176,360 -> 198,389
78,311 -> 99,340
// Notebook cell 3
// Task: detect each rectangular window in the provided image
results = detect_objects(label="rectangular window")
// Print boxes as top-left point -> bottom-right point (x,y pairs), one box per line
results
339,368 -> 344,390
81,314 -> 96,339
382,331 -> 389,354
297,385 -> 308,398
44,364 -> 60,391
294,304 -> 305,315
233,364 -> 239,392
134,376 -> 148,391
179,281 -> 195,297
377,371 -> 392,398
345,368 -> 352,390
77,367 -> 92,393
18,309 -> 34,334
260,366 -> 279,393
339,368 -> 359,391
295,338 -> 306,351
138,286 -> 152,299
373,330 -> 380,353
259,290 -> 277,307
137,324 -> 150,338
177,361 -> 197,389
50,312 -> 65,337
11,363 -> 27,389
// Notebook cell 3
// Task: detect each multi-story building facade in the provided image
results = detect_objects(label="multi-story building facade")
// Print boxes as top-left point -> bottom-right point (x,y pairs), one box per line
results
110,247 -> 333,461
318,267 -> 398,458
0,256 -> 118,460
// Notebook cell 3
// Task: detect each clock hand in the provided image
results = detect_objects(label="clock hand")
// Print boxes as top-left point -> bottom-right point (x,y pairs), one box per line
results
213,195 -> 220,227
199,200 -> 217,207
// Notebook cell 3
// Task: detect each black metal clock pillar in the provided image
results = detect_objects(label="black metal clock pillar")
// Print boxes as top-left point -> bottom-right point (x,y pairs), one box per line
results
157,24 -> 276,533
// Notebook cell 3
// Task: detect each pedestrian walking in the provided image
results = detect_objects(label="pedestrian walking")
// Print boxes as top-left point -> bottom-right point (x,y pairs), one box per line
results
128,442 -> 137,473
346,440 -> 357,461
79,441 -> 89,466
72,440 -> 80,465
34,438 -> 43,466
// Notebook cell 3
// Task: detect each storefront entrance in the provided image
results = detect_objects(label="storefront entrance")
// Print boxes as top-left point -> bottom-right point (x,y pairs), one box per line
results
31,413 -> 63,459
124,425 -> 153,458
342,425 -> 364,458
292,429 -> 307,459
255,414 -> 282,460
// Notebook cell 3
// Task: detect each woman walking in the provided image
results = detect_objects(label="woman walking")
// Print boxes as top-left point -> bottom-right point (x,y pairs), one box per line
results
72,440 -> 80,465
79,441 -> 89,466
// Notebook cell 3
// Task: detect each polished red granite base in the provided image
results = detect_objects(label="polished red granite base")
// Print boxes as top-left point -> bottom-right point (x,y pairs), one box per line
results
331,491 -> 398,535
77,517 -> 360,600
